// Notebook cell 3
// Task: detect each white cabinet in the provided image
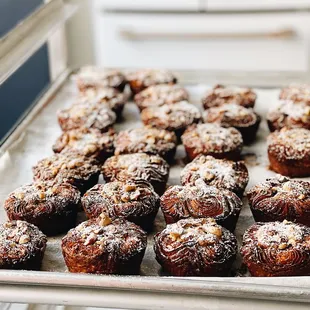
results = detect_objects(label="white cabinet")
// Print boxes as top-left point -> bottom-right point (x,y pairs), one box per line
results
93,10 -> 310,73
96,0 -> 202,11
207,0 -> 310,11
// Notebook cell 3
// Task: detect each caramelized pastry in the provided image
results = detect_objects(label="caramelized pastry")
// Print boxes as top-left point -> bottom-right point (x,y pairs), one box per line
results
57,103 -> 116,132
241,220 -> 310,276
32,152 -> 100,194
102,153 -> 169,195
160,179 -> 242,231
62,215 -> 147,274
154,218 -> 237,276
203,103 -> 260,144
279,84 -> 310,104
53,127 -> 115,162
181,123 -> 243,161
4,181 -> 80,235
82,180 -> 160,231
267,100 -> 310,132
248,176 -> 310,226
127,69 -> 177,94
141,100 -> 201,139
180,155 -> 249,198
0,220 -> 47,270
134,84 -> 189,111
75,66 -> 127,92
202,84 -> 256,109
268,127 -> 310,177
114,127 -> 177,162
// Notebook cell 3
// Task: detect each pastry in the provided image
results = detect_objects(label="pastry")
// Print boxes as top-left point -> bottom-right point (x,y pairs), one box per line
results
4,181 -> 80,235
53,127 -> 115,162
202,84 -> 256,110
75,66 -> 127,92
32,151 -> 100,194
62,214 -> 147,274
267,100 -> 310,132
160,179 -> 242,231
134,84 -> 189,111
57,103 -> 116,132
268,127 -> 310,177
114,127 -> 177,162
247,175 -> 310,226
102,153 -> 169,195
127,69 -> 177,95
141,101 -> 201,139
241,220 -> 310,276
0,220 -> 47,270
82,180 -> 160,231
181,123 -> 243,161
180,155 -> 249,198
203,103 -> 260,144
154,218 -> 237,276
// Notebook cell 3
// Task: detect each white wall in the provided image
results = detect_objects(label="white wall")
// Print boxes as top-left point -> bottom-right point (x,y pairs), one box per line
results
65,0 -> 95,69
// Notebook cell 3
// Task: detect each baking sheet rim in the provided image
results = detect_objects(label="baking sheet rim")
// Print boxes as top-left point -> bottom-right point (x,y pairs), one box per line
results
1,70 -> 310,302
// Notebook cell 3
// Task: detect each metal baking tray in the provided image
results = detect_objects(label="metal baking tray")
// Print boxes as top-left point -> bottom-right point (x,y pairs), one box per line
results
0,72 -> 310,309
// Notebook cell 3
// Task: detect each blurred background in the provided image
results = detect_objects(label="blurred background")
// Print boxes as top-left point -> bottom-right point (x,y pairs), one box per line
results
1,0 -> 310,139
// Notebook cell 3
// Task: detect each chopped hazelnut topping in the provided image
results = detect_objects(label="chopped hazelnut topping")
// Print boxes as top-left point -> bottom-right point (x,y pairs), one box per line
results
19,234 -> 30,244
38,192 -> 46,200
121,193 -> 130,202
130,190 -> 140,200
170,232 -> 181,241
125,184 -> 137,192
84,232 -> 97,245
278,243 -> 288,250
204,172 -> 215,181
99,214 -> 112,226
51,168 -> 59,176
205,226 -> 222,238
16,192 -> 25,200
298,194 -> 306,200
128,165 -> 137,173
150,157 -> 162,164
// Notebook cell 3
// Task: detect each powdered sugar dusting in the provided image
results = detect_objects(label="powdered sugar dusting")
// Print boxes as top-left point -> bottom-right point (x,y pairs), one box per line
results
268,128 -> 310,160
64,218 -> 147,258
134,84 -> 189,109
180,155 -> 249,196
256,221 -> 304,247
0,220 -> 47,261
203,103 -> 258,127
182,123 -> 243,154
127,69 -> 176,87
